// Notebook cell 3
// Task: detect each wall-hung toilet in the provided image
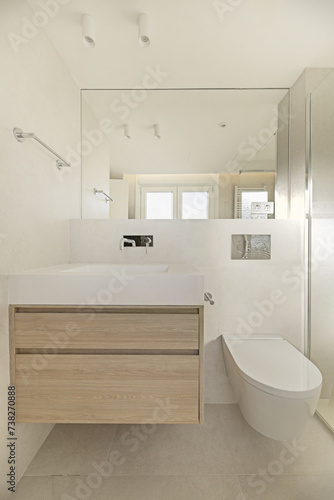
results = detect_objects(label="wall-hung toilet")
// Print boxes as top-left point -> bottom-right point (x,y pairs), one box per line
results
222,334 -> 322,441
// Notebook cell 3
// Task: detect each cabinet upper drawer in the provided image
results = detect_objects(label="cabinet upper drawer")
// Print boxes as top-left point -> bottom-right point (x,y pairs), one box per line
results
14,311 -> 199,351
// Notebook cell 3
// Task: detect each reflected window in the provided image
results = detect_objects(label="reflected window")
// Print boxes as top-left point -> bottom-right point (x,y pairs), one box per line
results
145,192 -> 174,219
181,191 -> 209,219
141,183 -> 215,219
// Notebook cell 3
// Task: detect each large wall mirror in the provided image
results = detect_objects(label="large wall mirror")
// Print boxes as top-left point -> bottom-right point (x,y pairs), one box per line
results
81,89 -> 290,219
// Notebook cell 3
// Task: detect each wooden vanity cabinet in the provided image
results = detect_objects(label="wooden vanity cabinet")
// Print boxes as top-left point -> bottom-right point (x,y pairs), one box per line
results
9,305 -> 204,424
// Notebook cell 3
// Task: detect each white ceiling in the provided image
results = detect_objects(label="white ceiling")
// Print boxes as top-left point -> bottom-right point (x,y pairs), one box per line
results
27,0 -> 334,175
27,0 -> 334,89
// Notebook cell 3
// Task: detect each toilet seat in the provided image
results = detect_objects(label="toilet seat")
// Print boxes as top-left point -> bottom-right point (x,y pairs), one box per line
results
222,334 -> 322,399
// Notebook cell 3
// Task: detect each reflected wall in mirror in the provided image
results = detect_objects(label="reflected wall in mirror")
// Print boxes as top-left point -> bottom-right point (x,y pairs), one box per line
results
81,89 -> 290,219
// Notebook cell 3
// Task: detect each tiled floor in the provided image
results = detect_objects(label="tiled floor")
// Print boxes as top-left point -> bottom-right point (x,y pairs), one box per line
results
12,404 -> 334,499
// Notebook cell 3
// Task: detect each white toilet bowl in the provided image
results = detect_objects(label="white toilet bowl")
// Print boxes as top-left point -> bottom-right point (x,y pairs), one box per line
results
222,334 -> 322,441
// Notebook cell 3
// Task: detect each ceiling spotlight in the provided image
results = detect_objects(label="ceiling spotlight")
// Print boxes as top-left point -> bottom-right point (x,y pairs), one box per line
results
138,13 -> 150,47
154,124 -> 161,139
124,124 -> 131,139
82,14 -> 95,48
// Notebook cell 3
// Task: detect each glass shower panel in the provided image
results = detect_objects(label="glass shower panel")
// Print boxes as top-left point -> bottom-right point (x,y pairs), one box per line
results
309,69 -> 334,431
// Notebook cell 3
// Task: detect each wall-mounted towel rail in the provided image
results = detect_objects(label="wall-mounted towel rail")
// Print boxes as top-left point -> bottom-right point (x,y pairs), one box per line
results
94,188 -> 114,202
13,128 -> 70,169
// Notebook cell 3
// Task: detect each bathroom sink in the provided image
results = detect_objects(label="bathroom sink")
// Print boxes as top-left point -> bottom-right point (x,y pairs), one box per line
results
8,263 -> 203,306
60,264 -> 169,274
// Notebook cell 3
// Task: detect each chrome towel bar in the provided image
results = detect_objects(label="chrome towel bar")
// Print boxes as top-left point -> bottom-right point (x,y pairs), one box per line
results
13,128 -> 70,169
94,188 -> 114,202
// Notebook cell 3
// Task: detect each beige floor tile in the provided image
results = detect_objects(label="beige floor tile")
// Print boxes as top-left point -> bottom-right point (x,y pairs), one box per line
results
53,474 -> 244,500
238,473 -> 334,500
25,424 -> 116,476
18,404 -> 334,500
213,404 -> 286,474
285,414 -> 334,474
53,476 -> 104,500
5,476 -> 53,500
214,404 -> 334,476
107,405 -> 235,475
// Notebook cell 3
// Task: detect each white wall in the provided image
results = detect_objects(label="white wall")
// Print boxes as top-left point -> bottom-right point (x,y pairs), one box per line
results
81,96 -> 110,219
70,218 -> 305,403
0,1 -> 80,495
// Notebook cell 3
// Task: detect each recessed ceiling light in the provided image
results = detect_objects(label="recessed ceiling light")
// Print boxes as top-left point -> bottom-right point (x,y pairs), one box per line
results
154,124 -> 161,139
82,14 -> 96,48
124,124 -> 131,139
138,13 -> 150,47
218,122 -> 227,128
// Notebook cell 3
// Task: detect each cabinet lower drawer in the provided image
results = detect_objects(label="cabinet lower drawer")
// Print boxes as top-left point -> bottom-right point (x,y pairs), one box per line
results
15,354 -> 200,424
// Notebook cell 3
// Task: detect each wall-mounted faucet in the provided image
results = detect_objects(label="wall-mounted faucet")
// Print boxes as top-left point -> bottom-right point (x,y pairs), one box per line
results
120,237 -> 136,250
120,235 -> 153,250
142,236 -> 152,254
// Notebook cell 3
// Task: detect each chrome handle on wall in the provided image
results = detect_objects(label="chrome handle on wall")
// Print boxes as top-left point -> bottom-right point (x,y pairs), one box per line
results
204,292 -> 214,305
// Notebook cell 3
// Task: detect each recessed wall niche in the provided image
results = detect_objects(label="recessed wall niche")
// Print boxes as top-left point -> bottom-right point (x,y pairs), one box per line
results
231,234 -> 271,260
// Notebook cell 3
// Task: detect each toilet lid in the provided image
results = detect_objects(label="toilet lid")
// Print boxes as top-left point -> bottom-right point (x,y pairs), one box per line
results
223,336 -> 322,398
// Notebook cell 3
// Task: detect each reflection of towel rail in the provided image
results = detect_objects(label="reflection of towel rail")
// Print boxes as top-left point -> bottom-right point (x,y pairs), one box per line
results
94,188 -> 114,202
234,186 -> 267,218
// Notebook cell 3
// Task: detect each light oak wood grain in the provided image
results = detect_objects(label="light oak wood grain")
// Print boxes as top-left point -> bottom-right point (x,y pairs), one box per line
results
9,306 -> 15,385
11,305 -> 204,424
198,306 -> 204,423
13,305 -> 200,314
15,312 -> 199,351
15,354 -> 199,424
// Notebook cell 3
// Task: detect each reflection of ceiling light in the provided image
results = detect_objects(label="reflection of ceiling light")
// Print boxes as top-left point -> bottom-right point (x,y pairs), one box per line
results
82,14 -> 96,48
138,13 -> 150,47
154,124 -> 161,139
124,124 -> 131,139
218,122 -> 227,128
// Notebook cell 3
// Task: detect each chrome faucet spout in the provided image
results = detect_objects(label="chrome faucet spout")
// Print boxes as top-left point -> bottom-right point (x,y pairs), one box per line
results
120,237 -> 136,250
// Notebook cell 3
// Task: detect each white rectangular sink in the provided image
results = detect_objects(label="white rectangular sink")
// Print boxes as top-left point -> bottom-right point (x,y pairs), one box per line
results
60,264 -> 169,274
8,263 -> 203,306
